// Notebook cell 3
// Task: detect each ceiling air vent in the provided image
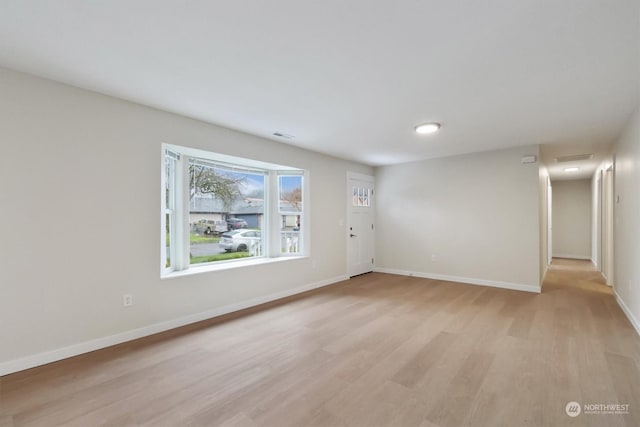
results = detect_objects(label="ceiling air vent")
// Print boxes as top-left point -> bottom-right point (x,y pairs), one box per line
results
555,154 -> 594,163
273,132 -> 294,139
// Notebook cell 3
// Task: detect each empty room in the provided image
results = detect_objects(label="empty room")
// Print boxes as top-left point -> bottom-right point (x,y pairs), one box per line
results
1,1 -> 640,426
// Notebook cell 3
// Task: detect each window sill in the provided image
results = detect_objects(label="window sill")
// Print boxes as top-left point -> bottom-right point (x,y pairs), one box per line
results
161,255 -> 308,280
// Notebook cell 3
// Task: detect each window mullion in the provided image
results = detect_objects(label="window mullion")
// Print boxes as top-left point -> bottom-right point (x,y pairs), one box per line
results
162,151 -> 178,273
161,156 -> 170,273
268,170 -> 280,257
175,155 -> 190,270
302,172 -> 309,255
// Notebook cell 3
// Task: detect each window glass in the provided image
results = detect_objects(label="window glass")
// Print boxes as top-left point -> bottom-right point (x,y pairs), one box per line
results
189,159 -> 265,264
165,213 -> 172,268
279,175 -> 303,254
352,186 -> 371,207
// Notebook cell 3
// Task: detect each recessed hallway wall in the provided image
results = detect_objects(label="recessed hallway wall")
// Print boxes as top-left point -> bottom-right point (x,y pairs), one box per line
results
551,179 -> 592,260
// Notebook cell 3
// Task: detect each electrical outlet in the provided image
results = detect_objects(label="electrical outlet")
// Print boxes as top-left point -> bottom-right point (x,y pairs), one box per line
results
123,294 -> 133,307
431,254 -> 437,262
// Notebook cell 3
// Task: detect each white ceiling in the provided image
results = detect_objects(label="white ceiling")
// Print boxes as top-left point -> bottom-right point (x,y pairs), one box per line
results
0,1 -> 638,173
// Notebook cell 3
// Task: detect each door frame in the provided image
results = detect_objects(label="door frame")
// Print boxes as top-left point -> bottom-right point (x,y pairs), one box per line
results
346,172 -> 375,277
602,165 -> 615,287
597,170 -> 603,271
547,177 -> 552,266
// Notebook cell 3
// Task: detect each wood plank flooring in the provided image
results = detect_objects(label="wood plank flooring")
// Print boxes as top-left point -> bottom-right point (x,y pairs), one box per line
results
1,259 -> 639,426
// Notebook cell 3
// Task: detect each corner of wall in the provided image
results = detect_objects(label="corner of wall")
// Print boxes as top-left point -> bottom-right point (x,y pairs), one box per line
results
538,162 -> 550,287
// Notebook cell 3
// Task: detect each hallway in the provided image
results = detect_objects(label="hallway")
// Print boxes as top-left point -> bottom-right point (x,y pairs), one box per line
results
545,257 -> 613,293
539,258 -> 640,426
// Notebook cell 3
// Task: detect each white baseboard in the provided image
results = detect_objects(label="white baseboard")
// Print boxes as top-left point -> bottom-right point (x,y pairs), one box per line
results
373,268 -> 540,294
0,274 -> 348,377
541,265 -> 549,288
552,254 -> 592,260
602,272 -> 614,287
614,291 -> 640,337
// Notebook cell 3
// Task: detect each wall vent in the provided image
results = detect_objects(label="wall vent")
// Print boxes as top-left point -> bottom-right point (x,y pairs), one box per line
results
555,154 -> 594,163
273,132 -> 294,139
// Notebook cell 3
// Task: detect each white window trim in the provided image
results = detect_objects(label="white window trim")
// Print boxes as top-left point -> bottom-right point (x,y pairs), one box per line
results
161,143 -> 309,278
277,171 -> 305,256
161,149 -> 177,275
161,255 -> 309,280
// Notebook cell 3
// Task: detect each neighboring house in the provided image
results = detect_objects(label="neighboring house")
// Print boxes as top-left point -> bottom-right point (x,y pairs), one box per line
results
190,195 -> 302,230
279,200 -> 302,229
190,196 -> 266,229
230,198 -> 264,229
188,196 -> 227,223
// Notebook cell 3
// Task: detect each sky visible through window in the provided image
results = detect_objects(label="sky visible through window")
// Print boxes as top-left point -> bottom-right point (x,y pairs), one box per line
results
212,170 -> 264,198
211,173 -> 301,201
210,173 -> 299,198
279,175 -> 301,193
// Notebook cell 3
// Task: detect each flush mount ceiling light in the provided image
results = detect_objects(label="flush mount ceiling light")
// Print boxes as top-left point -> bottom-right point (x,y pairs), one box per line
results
415,122 -> 441,135
564,167 -> 580,173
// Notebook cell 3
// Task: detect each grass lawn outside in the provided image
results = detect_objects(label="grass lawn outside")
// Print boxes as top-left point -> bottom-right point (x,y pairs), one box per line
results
190,252 -> 251,264
190,233 -> 220,244
166,233 -> 221,245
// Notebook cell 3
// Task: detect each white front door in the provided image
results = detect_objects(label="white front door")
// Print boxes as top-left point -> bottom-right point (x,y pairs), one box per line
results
347,172 -> 374,277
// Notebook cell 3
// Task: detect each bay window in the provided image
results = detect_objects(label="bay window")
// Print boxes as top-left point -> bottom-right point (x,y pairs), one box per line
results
161,144 -> 307,276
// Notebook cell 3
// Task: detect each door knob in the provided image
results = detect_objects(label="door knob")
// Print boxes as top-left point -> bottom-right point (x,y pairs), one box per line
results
350,233 -> 357,237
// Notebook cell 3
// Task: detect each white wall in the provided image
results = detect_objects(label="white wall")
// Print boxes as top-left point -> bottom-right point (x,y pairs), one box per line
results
606,11 -> 639,334
0,68 -> 372,373
611,105 -> 640,334
374,146 -> 541,292
551,179 -> 592,260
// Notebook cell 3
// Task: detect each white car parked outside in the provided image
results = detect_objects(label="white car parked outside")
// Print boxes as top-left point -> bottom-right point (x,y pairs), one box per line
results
219,229 -> 262,253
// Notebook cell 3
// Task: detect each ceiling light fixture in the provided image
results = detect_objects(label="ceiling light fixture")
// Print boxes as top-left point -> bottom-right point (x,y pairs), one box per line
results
415,122 -> 441,135
564,167 -> 580,173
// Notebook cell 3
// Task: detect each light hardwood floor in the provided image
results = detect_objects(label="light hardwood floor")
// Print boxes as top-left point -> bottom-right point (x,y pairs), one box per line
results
2,259 -> 639,426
